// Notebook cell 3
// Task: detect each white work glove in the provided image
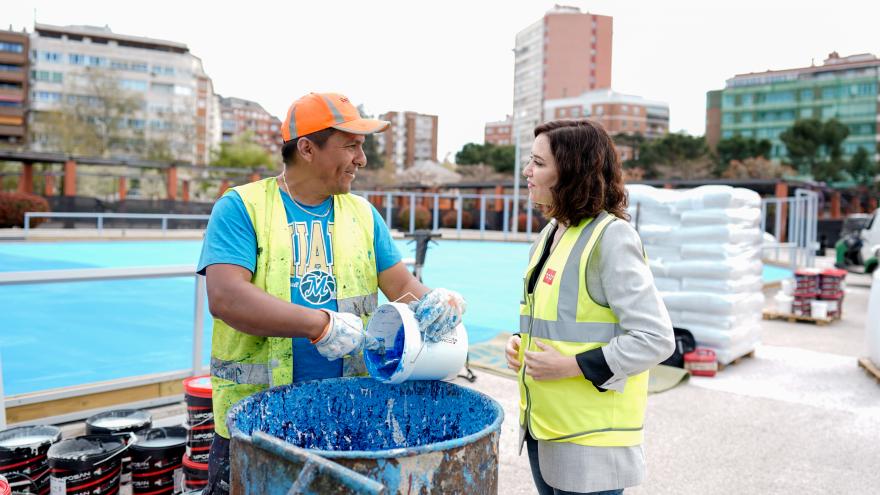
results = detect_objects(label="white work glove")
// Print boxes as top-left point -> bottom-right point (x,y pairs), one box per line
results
408,288 -> 466,343
312,310 -> 379,360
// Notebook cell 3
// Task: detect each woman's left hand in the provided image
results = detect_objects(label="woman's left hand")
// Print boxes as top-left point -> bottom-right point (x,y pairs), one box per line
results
523,340 -> 582,381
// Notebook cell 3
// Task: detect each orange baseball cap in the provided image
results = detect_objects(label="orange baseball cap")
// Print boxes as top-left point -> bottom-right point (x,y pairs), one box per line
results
281,92 -> 390,142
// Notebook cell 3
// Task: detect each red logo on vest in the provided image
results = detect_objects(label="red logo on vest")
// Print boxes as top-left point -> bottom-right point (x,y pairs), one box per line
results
543,269 -> 556,285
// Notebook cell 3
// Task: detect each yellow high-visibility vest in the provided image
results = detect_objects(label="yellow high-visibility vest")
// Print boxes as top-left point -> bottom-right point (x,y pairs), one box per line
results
210,178 -> 378,438
519,212 -> 648,447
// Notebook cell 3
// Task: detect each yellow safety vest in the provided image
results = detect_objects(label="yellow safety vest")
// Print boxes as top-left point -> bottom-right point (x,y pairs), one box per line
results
518,211 -> 648,447
210,177 -> 378,438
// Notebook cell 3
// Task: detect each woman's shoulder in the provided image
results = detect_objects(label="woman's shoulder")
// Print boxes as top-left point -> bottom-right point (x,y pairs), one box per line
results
598,215 -> 644,254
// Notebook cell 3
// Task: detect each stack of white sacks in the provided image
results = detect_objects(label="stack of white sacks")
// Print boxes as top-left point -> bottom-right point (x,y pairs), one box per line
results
626,185 -> 764,365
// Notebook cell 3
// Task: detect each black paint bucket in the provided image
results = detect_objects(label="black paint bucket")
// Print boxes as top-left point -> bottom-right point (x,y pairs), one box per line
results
47,434 -> 130,495
181,422 -> 212,465
182,377 -> 212,428
129,427 -> 186,495
85,409 -> 151,492
182,377 -> 213,465
181,455 -> 207,492
0,425 -> 62,495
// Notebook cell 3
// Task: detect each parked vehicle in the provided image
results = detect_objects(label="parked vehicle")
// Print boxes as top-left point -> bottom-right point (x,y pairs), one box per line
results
835,210 -> 879,273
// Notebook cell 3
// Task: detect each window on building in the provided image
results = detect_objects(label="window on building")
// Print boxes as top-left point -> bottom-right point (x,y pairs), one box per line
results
131,62 -> 148,73
40,51 -> 61,63
0,63 -> 21,72
799,89 -> 813,101
821,86 -> 841,100
0,42 -> 23,53
174,85 -> 192,96
121,79 -> 148,92
740,112 -> 753,124
151,82 -> 174,94
722,113 -> 734,124
87,56 -> 106,67
766,91 -> 795,104
33,90 -> 62,103
68,53 -> 85,65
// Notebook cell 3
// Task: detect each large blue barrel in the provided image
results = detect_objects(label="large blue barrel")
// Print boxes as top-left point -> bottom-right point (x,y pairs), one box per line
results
228,377 -> 504,494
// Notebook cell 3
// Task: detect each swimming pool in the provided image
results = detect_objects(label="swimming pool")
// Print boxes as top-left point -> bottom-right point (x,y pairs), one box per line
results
0,240 -> 529,395
0,240 -> 790,396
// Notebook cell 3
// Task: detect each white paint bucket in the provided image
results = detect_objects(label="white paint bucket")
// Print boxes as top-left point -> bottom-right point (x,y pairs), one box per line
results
364,302 -> 468,384
810,300 -> 828,319
780,278 -> 795,296
774,293 -> 793,314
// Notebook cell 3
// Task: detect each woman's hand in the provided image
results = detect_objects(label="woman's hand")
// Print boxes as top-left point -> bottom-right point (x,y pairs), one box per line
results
505,335 -> 522,372
524,340 -> 581,381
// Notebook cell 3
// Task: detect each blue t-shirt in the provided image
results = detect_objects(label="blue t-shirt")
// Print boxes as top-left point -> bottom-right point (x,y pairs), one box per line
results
197,190 -> 401,383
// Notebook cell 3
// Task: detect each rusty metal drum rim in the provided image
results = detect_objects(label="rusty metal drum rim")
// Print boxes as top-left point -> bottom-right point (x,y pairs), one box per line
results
227,377 -> 504,460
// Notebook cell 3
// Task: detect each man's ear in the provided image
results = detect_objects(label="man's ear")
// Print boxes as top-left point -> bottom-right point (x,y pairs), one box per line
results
297,138 -> 315,163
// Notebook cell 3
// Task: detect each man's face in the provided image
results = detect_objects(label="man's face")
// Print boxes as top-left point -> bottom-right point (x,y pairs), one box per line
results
309,131 -> 367,195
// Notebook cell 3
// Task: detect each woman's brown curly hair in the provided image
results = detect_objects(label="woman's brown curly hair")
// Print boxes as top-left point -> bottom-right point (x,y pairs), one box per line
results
533,119 -> 629,225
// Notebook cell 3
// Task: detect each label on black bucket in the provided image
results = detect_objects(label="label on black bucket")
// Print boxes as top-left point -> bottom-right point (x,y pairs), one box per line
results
50,477 -> 65,495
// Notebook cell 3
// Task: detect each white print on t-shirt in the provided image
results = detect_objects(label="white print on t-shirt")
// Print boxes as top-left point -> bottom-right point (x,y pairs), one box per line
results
290,220 -> 336,305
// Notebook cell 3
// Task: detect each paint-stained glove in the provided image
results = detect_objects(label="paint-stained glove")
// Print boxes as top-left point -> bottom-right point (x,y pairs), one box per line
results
408,288 -> 466,343
313,310 -> 380,360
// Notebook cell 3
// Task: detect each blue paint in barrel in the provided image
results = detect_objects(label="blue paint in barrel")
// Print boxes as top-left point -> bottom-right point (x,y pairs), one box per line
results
228,377 -> 503,494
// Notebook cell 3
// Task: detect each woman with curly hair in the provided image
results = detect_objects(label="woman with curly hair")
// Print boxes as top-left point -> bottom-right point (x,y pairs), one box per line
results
506,119 -> 674,494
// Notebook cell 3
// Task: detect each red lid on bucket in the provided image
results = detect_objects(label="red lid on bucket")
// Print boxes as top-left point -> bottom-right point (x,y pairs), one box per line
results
183,453 -> 209,471
183,375 -> 213,399
0,474 -> 10,495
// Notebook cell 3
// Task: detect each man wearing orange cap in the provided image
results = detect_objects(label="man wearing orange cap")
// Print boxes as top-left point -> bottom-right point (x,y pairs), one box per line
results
196,92 -> 465,493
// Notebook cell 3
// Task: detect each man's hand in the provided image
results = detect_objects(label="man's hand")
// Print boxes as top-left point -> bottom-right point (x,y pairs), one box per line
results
408,288 -> 466,342
523,340 -> 581,381
313,310 -> 378,360
505,335 -> 522,372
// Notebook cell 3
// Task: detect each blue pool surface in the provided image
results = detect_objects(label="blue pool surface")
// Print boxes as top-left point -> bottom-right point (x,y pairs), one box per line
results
0,240 -> 790,396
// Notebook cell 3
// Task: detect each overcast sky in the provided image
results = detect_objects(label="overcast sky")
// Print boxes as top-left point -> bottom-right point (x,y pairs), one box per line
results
7,1 -> 880,162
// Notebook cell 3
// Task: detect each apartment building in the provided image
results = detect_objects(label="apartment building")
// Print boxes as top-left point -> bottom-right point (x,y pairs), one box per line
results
376,111 -> 438,172
484,115 -> 512,146
220,96 -> 283,158
0,29 -> 29,146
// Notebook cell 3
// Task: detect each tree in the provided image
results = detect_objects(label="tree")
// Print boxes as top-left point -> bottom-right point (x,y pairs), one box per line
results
35,68 -> 144,157
721,157 -> 795,179
455,142 -> 516,173
613,132 -> 646,163
847,147 -> 879,187
715,135 -> 772,174
632,133 -> 712,179
211,131 -> 276,169
779,118 -> 849,181
357,105 -> 386,169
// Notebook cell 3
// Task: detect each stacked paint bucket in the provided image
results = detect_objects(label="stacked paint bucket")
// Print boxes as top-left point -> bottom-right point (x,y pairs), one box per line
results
0,474 -> 9,495
85,409 -> 152,495
0,425 -> 62,494
818,268 -> 846,319
129,426 -> 187,495
792,269 -> 820,317
47,434 -> 130,495
182,375 -> 213,491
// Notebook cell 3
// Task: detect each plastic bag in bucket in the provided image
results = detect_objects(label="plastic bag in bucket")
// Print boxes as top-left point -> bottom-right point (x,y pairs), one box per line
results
364,302 -> 467,383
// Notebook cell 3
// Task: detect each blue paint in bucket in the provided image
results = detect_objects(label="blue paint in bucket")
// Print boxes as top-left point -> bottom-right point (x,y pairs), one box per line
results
364,324 -> 406,380
227,377 -> 503,493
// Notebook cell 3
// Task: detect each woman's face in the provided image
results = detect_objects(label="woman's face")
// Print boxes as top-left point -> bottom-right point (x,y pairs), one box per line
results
523,134 -> 558,206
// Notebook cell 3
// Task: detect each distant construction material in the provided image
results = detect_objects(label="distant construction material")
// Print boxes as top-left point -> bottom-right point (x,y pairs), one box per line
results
628,185 -> 764,365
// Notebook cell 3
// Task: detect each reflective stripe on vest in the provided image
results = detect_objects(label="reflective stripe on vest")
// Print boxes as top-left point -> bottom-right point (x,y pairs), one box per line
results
209,178 -> 378,438
518,212 -> 648,447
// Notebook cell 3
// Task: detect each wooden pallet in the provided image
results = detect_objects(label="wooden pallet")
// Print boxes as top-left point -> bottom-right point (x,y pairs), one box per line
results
762,310 -> 837,326
857,357 -> 880,384
718,350 -> 755,371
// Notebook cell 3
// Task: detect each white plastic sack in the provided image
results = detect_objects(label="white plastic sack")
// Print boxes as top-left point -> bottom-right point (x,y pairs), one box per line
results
664,259 -> 762,280
687,324 -> 760,348
680,208 -> 761,227
644,244 -> 681,262
673,185 -> 761,212
677,311 -> 762,331
680,243 -> 761,261
670,225 -> 762,245
681,275 -> 763,294
708,334 -> 761,366
653,276 -> 681,292
626,184 -> 679,209
648,259 -> 668,278
637,224 -> 675,243
661,291 -> 764,316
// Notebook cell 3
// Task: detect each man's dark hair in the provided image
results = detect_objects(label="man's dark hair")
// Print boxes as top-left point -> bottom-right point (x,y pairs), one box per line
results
533,119 -> 629,225
281,127 -> 338,166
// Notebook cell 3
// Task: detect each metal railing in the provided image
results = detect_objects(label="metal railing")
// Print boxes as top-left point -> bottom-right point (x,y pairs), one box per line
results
760,188 -> 820,269
0,266 -> 205,429
23,212 -> 211,236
